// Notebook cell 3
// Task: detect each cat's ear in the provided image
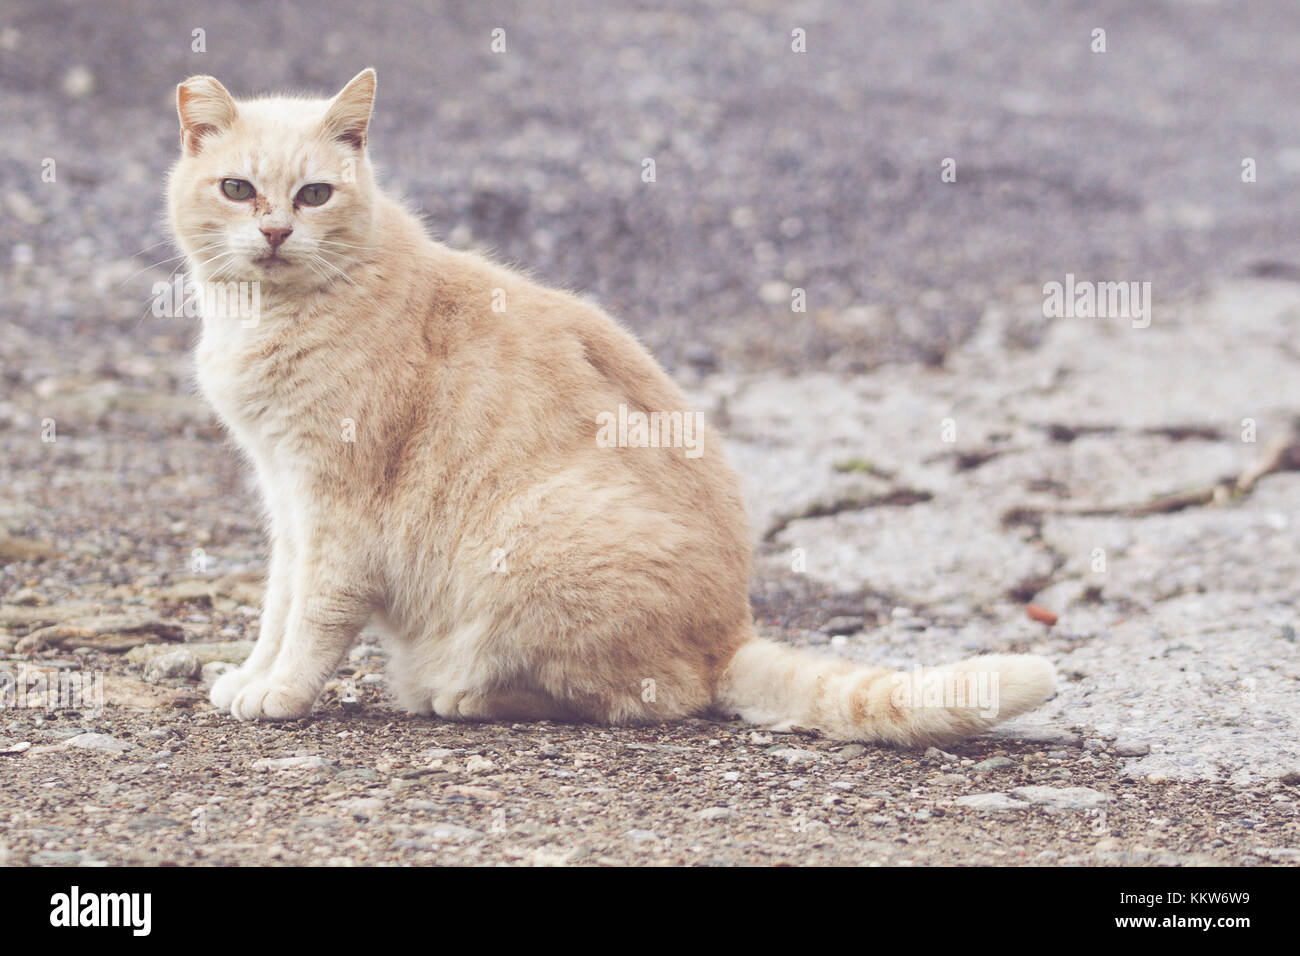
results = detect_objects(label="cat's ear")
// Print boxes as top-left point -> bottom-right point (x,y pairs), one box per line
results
322,68 -> 377,150
176,75 -> 237,155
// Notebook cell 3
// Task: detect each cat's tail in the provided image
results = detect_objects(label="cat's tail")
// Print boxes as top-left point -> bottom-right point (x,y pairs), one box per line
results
714,637 -> 1056,747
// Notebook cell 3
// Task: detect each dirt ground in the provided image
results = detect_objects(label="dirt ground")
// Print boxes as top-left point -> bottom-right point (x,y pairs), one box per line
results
0,670 -> 1295,867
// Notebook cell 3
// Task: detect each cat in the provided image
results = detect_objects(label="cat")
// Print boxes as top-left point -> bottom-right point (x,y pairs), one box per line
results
167,69 -> 1056,745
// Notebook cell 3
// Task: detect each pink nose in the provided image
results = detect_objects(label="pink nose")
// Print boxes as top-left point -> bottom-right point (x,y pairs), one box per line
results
261,225 -> 293,249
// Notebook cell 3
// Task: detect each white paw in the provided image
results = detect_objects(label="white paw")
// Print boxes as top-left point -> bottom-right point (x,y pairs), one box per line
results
432,691 -> 498,721
210,667 -> 256,710
431,691 -> 463,720
433,690 -> 489,720
230,677 -> 316,721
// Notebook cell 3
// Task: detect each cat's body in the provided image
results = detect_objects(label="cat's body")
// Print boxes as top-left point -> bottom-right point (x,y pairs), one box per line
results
193,193 -> 751,724
169,70 -> 1056,744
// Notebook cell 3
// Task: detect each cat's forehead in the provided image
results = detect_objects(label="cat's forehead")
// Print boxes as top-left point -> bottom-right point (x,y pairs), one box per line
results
221,97 -> 344,182
238,95 -> 331,129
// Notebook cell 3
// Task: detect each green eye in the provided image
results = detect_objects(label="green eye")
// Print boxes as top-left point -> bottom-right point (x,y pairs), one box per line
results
296,183 -> 332,206
221,178 -> 255,201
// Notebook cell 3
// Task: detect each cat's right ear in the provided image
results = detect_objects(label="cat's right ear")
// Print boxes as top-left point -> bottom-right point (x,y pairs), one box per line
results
176,76 -> 237,155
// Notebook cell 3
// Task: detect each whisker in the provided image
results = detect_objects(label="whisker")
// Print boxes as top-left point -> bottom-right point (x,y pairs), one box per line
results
314,238 -> 372,251
309,252 -> 356,285
114,241 -> 225,289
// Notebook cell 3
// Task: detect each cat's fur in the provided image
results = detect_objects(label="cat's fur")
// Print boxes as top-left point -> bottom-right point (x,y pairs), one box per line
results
167,69 -> 1056,745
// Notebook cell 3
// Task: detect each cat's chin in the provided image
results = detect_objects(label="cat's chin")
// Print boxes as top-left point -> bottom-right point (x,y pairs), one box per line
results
194,264 -> 324,299
230,256 -> 321,289
250,254 -> 297,277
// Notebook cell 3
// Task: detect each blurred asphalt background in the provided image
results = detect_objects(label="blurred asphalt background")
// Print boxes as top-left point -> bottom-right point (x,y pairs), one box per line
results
2,0 -> 1300,374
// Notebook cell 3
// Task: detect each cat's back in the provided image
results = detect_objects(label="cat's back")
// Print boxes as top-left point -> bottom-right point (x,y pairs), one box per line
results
417,237 -> 693,426
366,196 -> 689,420
401,229 -> 750,552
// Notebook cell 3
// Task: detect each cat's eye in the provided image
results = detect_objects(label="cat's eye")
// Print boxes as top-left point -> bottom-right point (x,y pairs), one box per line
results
296,183 -> 332,207
220,178 -> 255,201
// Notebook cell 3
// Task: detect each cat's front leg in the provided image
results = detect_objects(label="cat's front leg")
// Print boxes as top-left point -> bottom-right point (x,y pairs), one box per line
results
229,537 -> 373,721
210,510 -> 295,709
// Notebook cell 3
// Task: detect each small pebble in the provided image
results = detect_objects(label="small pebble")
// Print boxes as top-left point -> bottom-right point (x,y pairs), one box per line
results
1114,739 -> 1151,757
698,806 -> 736,821
144,649 -> 201,683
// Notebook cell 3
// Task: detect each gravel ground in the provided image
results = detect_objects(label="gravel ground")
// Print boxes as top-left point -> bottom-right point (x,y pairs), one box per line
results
1,702 -> 1296,867
3,0 -> 1300,866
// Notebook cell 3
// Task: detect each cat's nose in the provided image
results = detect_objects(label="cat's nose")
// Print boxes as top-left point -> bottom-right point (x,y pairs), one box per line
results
260,224 -> 293,249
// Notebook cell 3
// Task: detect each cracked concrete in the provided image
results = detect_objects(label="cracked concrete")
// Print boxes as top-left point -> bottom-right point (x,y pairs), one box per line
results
693,279 -> 1300,786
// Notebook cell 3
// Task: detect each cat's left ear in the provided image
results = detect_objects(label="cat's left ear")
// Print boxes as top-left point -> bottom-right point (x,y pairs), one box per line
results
322,68 -> 377,150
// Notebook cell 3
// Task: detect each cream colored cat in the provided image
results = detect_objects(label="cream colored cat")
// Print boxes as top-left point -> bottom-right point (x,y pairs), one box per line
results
167,69 -> 1056,745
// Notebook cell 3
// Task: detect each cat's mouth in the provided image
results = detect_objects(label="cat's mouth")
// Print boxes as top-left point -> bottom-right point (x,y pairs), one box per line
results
252,253 -> 291,269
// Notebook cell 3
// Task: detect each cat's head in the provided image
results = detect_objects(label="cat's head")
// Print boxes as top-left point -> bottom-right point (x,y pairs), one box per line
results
167,69 -> 378,291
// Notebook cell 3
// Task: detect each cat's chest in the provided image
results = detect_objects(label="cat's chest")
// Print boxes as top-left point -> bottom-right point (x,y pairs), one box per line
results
195,321 -> 337,460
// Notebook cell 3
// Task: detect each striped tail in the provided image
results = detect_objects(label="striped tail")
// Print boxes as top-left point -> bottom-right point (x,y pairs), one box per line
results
714,637 -> 1056,747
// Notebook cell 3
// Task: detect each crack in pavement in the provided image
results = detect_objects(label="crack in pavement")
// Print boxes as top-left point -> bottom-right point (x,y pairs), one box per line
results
1001,423 -> 1300,522
761,487 -> 933,543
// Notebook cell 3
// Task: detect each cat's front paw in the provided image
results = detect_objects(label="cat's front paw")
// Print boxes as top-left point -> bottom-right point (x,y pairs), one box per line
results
210,667 -> 255,710
230,677 -> 316,721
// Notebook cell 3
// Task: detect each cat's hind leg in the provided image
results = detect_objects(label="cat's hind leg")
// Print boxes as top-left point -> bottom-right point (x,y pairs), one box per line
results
432,687 -> 579,722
